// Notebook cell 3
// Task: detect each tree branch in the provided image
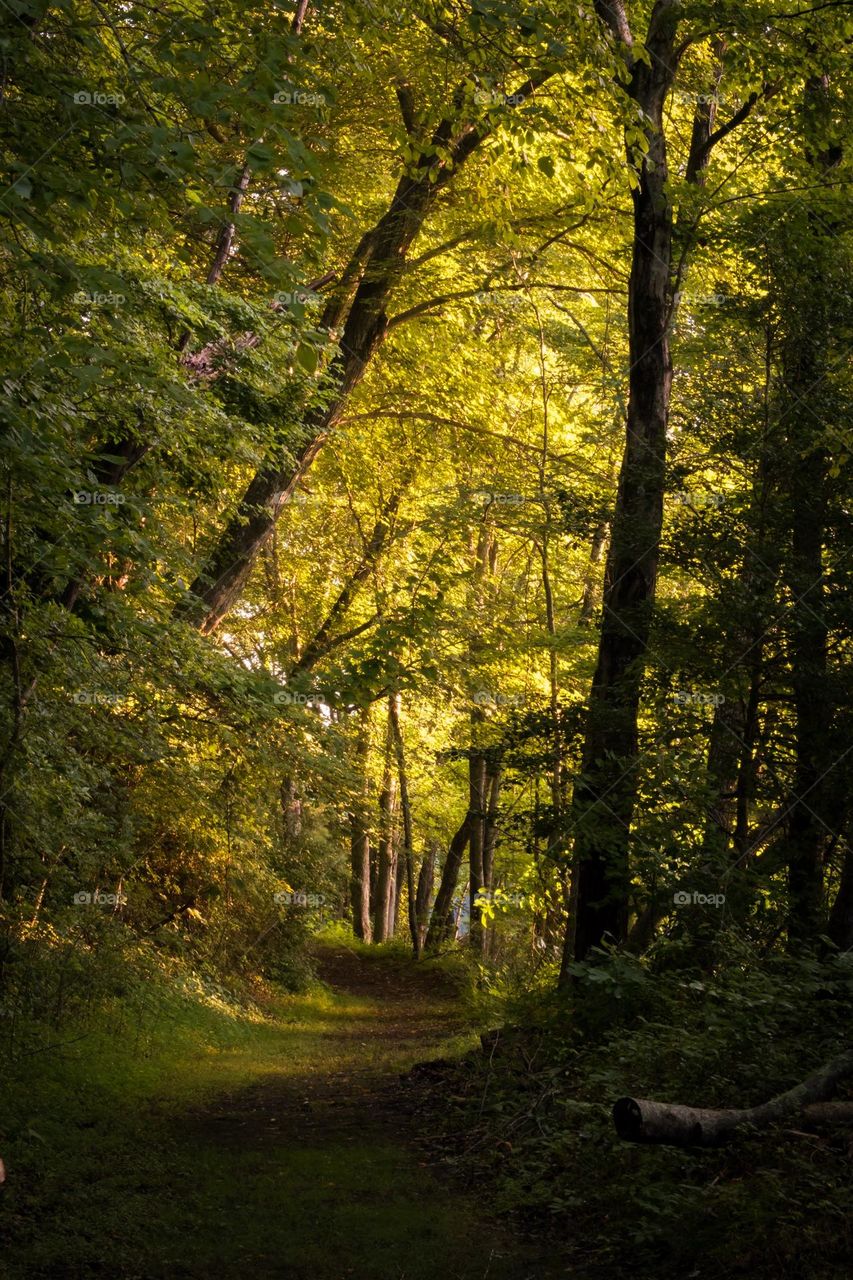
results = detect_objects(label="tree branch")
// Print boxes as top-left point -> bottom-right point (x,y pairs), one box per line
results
388,281 -> 622,329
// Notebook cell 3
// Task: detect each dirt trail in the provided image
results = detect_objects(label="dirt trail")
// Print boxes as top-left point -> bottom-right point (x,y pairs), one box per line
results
181,944 -> 566,1280
194,944 -> 464,1151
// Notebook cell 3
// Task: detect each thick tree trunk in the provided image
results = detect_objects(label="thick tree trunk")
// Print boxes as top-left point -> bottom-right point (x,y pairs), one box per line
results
174,73 -> 549,634
174,164 -> 436,633
563,1 -> 681,970
780,72 -> 842,945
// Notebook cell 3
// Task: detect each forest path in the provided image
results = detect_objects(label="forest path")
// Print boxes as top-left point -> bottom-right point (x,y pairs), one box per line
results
170,942 -> 564,1280
189,942 -> 468,1158
5,942 -> 573,1280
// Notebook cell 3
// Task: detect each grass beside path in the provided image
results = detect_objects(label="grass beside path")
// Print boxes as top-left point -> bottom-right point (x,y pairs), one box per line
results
1,939 -> 562,1280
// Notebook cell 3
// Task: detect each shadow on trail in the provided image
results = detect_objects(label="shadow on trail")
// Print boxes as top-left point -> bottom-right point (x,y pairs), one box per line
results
173,944 -> 566,1280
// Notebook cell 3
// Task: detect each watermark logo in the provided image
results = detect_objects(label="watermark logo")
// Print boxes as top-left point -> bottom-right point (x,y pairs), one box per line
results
273,289 -> 320,308
674,291 -> 727,308
73,890 -> 128,906
672,491 -> 724,510
73,90 -> 125,106
673,889 -> 725,907
670,690 -> 725,707
475,890 -> 526,909
471,291 -> 524,309
274,890 -> 326,907
474,89 -> 524,107
72,690 -> 122,706
274,691 -> 325,707
674,90 -> 724,107
474,690 -> 525,708
470,489 -> 526,506
273,89 -> 325,106
73,290 -> 126,307
72,491 -> 126,506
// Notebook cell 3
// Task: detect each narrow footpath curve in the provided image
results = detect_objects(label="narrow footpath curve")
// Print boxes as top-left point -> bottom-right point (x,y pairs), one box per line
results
175,943 -> 566,1280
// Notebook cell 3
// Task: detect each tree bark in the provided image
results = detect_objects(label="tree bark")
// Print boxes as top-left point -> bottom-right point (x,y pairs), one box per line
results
468,752 -> 488,952
482,765 -> 501,893
614,1048 -> 853,1146
390,843 -> 405,938
372,704 -> 398,943
425,813 -> 472,952
781,73 -> 840,946
349,706 -> 372,942
415,840 -> 437,951
578,521 -> 608,625
563,0 -> 682,969
389,692 -> 420,957
280,775 -> 303,841
828,842 -> 853,951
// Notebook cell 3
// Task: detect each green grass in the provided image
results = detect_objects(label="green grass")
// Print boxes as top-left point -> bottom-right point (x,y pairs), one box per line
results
0,942 -> 550,1280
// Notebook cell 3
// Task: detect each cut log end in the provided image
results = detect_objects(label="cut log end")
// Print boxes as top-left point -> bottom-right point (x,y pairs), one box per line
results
613,1097 -> 713,1146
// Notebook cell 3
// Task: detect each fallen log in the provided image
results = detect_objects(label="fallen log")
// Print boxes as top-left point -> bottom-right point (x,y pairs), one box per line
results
613,1047 -> 853,1146
802,1100 -> 853,1124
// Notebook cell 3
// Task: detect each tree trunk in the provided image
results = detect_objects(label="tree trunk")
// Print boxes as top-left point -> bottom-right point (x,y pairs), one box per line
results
481,767 -> 502,961
38,70 -> 549,635
467,752 -> 488,952
349,707 -> 372,942
415,841 -> 437,951
425,813 -> 472,952
828,842 -> 853,951
389,692 -> 420,957
205,1 -> 310,288
563,0 -> 681,970
578,521 -> 608,625
175,76 -> 547,634
373,705 -> 398,943
780,74 -> 840,945
783,445 -> 829,944
280,775 -> 303,841
482,765 -> 502,893
390,836 -> 405,938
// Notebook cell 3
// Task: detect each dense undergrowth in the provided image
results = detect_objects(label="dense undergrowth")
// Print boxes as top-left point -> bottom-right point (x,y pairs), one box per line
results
415,939 -> 853,1279
3,914 -> 852,1278
1,922 -> 313,1263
